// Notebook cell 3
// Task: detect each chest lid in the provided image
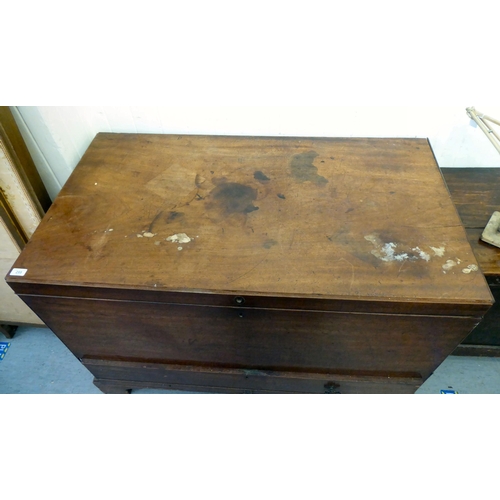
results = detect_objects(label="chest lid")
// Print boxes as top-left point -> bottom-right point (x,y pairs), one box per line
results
7,134 -> 493,313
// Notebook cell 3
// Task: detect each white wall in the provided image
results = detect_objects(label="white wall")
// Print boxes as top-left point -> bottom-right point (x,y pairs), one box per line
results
11,106 -> 500,200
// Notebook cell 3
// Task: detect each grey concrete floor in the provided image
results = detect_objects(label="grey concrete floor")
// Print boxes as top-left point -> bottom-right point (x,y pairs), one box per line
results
1,325 -> 500,394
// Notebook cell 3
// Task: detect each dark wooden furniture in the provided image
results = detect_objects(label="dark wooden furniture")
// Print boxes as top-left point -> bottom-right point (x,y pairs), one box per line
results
5,134 -> 493,393
441,168 -> 500,356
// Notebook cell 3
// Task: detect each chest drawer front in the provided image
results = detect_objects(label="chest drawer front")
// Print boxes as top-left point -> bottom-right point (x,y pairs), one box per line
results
21,295 -> 480,381
84,358 -> 422,394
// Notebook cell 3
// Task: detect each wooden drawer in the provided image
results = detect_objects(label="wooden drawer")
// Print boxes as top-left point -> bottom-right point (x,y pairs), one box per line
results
84,359 -> 423,394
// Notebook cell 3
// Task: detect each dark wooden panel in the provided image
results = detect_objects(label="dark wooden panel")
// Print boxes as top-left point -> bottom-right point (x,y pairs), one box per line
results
8,135 -> 492,308
441,168 -> 500,277
452,345 -> 500,357
459,286 -> 500,346
441,168 -> 500,229
9,285 -> 491,317
441,168 -> 499,351
21,295 -> 481,382
462,227 -> 500,278
86,359 -> 422,394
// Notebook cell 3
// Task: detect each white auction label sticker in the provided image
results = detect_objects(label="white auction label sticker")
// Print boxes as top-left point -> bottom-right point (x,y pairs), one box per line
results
9,268 -> 28,276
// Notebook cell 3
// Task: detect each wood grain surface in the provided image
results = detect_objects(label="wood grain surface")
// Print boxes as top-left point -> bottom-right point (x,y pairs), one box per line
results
442,168 -> 500,278
8,134 -> 492,308
21,295 -> 480,381
86,359 -> 423,394
6,135 -> 496,393
442,168 -> 500,351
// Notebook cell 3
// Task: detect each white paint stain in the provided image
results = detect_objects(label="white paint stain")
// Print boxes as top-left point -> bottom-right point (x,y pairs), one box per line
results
462,264 -> 478,274
366,234 -> 450,267
167,233 -> 192,244
136,234 -> 143,238
155,241 -> 160,246
430,246 -> 445,257
412,247 -> 430,262
364,234 -> 472,278
178,246 -> 183,251
365,235 -> 415,262
143,232 -> 156,238
442,260 -> 457,272
365,236 -> 406,262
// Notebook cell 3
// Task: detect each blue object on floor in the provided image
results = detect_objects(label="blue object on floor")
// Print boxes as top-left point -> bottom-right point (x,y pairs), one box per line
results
0,342 -> 11,361
440,389 -> 458,394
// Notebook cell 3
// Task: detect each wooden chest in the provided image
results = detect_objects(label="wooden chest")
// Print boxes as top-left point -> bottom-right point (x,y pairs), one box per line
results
5,134 -> 493,393
441,168 -> 500,356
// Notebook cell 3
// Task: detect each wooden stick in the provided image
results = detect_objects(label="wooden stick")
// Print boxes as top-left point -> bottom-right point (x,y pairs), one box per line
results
482,117 -> 500,143
472,108 -> 500,141
479,113 -> 500,127
466,107 -> 500,155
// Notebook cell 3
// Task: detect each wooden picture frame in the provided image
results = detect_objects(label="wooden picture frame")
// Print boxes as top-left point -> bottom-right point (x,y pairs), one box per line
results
0,189 -> 26,249
0,107 -> 51,213
0,107 -> 47,333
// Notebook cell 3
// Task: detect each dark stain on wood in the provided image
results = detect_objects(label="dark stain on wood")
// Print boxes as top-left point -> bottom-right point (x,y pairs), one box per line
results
277,193 -> 286,199
254,171 -> 270,182
263,239 -> 278,249
324,381 -> 341,394
167,211 -> 184,222
147,210 -> 164,232
290,151 -> 328,185
207,182 -> 259,216
212,176 -> 228,186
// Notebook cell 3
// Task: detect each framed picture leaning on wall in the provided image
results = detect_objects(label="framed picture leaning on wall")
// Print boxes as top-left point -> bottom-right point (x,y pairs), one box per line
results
0,107 -> 49,336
